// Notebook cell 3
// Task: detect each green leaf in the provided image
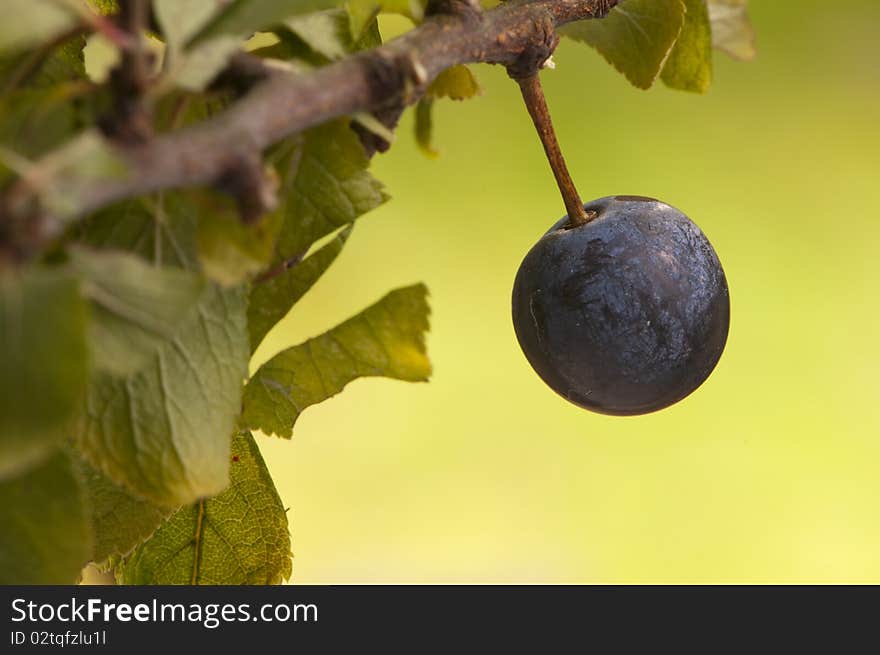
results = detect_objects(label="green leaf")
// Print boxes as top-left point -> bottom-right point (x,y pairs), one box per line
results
0,451 -> 91,584
87,0 -> 117,14
0,33 -> 86,91
284,9 -> 352,61
0,37 -> 89,185
414,98 -> 439,158
118,432 -> 292,584
242,284 -> 431,438
248,225 -> 352,352
32,130 -> 129,221
247,35 -> 313,63
415,66 -> 479,158
562,0 -> 685,90
82,32 -> 120,83
0,268 -> 88,480
351,111 -> 395,144
196,0 -> 345,42
74,193 -> 247,506
164,1 -> 342,90
271,119 -> 387,261
154,0 -> 223,51
78,458 -> 176,564
153,89 -> 232,132
0,86 -> 85,176
77,194 -> 200,270
661,0 -> 712,93
352,13 -> 382,50
68,247 -> 208,376
75,283 -> 250,506
0,1 -> 80,55
708,0 -> 756,61
153,0 -> 226,91
171,35 -> 243,91
346,0 -> 377,40
427,65 -> 481,100
346,0 -> 424,40
194,191 -> 283,286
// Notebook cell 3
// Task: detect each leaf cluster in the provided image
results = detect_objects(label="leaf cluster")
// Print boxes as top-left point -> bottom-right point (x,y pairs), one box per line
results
0,0 -> 752,584
1,0 -> 432,585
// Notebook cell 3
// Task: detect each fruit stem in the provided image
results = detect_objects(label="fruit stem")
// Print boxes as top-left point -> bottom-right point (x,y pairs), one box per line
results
517,74 -> 591,226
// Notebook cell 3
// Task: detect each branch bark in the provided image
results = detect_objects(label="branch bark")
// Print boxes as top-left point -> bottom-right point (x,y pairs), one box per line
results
0,0 -> 618,256
101,0 -> 154,142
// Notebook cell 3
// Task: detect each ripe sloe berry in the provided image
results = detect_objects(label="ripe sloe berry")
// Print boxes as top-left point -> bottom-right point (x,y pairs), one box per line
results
512,195 -> 730,416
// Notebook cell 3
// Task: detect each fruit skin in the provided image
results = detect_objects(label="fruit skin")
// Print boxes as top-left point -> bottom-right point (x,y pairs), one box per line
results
511,195 -> 729,416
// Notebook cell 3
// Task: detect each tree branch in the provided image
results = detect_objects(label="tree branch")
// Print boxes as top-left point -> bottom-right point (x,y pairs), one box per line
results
0,0 -> 618,257
101,0 -> 154,142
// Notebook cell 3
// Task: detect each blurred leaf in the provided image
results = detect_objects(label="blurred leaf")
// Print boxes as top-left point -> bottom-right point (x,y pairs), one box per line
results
346,0 -> 376,40
0,1 -> 80,55
346,0 -> 378,39
661,0 -> 713,93
248,225 -> 352,352
196,0 -> 344,41
253,8 -> 378,65
68,247 -> 207,376
78,458 -> 176,564
427,65 -> 481,100
248,33 -> 314,62
118,431 -> 292,584
352,14 -> 382,50
0,34 -> 86,91
36,130 -> 129,221
284,8 -> 351,60
0,88 -> 80,179
708,0 -> 756,61
352,111 -> 394,142
0,269 -> 88,480
173,35 -> 242,91
194,191 -> 283,286
82,32 -> 120,82
77,194 -> 200,270
86,0 -> 118,14
154,0 -> 222,51
0,84 -> 87,163
0,451 -> 91,584
153,90 -> 231,132
153,0 -> 226,90
562,0 -> 685,90
74,190 -> 247,506
414,98 -> 439,158
166,0 -> 342,89
347,0 -> 424,39
242,284 -> 431,438
75,284 -> 249,506
271,119 -> 387,261
0,37 -> 89,185
415,67 -> 479,160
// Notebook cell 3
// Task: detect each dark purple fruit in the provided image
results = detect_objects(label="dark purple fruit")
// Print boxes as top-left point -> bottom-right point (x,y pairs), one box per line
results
512,195 -> 729,416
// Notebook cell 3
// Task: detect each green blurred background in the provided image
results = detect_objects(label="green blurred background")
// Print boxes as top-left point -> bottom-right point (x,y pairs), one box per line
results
252,1 -> 880,583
